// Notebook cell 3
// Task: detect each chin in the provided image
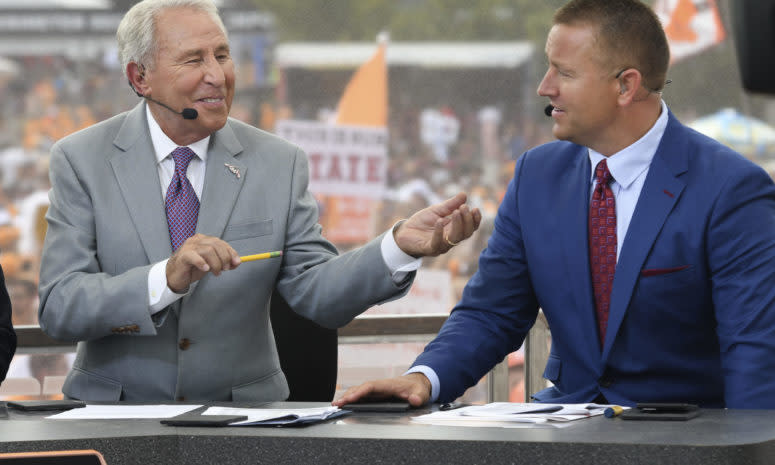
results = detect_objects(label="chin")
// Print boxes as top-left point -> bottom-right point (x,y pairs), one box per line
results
552,127 -> 570,142
200,115 -> 228,132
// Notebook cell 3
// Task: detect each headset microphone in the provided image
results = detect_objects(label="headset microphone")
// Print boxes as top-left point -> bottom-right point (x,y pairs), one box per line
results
544,105 -> 554,117
144,95 -> 198,120
129,81 -> 198,120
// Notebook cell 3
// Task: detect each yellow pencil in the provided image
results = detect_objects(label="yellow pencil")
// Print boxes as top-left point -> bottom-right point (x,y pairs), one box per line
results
240,251 -> 283,262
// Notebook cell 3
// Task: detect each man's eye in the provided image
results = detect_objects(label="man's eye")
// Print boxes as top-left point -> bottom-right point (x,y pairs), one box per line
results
216,54 -> 230,62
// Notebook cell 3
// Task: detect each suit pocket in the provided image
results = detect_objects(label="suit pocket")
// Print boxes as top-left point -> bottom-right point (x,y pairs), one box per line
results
641,264 -> 691,277
231,369 -> 289,402
223,218 -> 273,242
63,367 -> 122,401
542,354 -> 561,383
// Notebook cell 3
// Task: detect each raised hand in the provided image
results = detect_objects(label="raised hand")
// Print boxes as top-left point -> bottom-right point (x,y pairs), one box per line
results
393,192 -> 482,257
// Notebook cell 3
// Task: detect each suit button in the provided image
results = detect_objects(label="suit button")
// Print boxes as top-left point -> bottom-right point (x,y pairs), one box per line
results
179,338 -> 191,350
599,375 -> 613,388
177,396 -> 185,402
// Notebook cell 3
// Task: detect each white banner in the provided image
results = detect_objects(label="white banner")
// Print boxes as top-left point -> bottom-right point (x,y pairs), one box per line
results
275,120 -> 387,198
366,268 -> 453,315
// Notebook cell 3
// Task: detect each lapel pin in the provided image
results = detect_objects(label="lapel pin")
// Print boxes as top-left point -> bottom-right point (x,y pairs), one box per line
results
224,163 -> 241,179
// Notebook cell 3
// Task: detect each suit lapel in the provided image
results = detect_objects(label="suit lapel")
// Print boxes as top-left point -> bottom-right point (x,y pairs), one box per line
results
559,150 -> 601,356
110,103 -> 173,263
601,113 -> 689,359
196,121 -> 247,240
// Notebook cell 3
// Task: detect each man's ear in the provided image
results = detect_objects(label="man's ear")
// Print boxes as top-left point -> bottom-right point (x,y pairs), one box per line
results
616,68 -> 643,102
126,62 -> 148,97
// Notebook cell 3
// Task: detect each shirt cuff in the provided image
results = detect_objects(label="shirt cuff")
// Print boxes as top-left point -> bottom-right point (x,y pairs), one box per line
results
148,259 -> 187,314
380,220 -> 422,284
405,365 -> 440,402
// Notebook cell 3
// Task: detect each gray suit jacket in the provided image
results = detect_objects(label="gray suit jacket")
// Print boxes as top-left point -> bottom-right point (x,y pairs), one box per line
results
38,102 -> 411,402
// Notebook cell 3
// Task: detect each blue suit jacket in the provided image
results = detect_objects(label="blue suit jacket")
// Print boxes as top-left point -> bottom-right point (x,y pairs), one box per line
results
414,111 -> 775,408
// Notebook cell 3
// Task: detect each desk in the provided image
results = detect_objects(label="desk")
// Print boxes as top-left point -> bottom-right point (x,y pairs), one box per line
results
1,402 -> 774,465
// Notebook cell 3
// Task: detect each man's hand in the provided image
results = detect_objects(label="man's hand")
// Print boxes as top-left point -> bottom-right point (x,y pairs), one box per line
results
166,234 -> 241,293
332,373 -> 432,408
394,192 -> 482,257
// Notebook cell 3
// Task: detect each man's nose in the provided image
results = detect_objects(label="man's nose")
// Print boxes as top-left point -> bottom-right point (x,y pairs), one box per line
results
202,56 -> 226,86
537,69 -> 555,97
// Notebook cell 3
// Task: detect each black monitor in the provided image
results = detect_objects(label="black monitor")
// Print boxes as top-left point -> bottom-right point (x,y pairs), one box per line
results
731,0 -> 775,95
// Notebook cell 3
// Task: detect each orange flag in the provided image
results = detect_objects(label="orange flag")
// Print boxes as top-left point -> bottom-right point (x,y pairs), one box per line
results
655,0 -> 726,64
335,40 -> 387,127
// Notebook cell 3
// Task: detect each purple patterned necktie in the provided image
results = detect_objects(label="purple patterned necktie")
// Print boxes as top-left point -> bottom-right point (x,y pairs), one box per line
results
589,159 -> 616,347
165,147 -> 199,251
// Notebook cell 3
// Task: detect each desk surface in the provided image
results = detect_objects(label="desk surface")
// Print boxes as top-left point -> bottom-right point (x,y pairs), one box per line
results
1,402 -> 773,465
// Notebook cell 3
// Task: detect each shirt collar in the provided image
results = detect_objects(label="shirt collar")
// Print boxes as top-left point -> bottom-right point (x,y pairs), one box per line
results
589,100 -> 669,188
146,104 -> 210,163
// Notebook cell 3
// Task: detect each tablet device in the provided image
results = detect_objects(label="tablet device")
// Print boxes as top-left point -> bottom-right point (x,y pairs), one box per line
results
341,402 -> 412,412
6,400 -> 86,411
161,413 -> 248,426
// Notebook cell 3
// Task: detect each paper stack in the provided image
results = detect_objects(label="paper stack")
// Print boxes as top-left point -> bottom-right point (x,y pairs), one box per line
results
412,402 -> 611,428
203,406 -> 346,426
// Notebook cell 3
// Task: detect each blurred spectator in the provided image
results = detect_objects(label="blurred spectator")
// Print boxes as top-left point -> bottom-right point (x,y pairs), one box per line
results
6,276 -> 38,326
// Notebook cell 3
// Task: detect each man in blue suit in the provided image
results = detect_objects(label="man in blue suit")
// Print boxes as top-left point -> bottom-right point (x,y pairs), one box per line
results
335,0 -> 775,409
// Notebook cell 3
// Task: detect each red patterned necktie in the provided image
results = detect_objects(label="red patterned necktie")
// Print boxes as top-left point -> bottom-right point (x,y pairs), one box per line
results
589,159 -> 616,346
166,147 -> 200,251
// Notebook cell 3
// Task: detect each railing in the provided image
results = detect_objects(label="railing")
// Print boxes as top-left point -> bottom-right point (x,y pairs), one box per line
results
13,314 -> 550,402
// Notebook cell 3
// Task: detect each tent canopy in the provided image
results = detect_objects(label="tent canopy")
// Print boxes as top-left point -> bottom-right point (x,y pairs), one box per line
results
276,41 -> 534,69
689,107 -> 775,156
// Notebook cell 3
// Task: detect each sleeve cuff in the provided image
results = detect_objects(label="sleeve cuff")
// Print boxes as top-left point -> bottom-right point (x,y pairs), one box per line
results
405,365 -> 440,402
381,220 -> 422,283
148,259 -> 187,314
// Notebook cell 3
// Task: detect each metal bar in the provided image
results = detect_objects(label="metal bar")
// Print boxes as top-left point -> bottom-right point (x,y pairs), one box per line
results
524,311 -> 550,402
338,314 -> 448,338
487,356 -> 510,402
14,325 -> 73,350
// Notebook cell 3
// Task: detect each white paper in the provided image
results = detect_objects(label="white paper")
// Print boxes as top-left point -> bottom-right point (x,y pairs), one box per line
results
412,402 -> 617,427
47,404 -> 203,420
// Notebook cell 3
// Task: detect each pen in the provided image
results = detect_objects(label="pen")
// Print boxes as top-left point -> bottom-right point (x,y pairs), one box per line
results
240,251 -> 283,262
439,402 -> 470,411
604,406 -> 624,418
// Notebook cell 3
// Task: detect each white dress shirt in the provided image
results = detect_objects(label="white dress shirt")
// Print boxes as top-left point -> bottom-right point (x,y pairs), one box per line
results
145,106 -> 421,314
412,100 -> 670,402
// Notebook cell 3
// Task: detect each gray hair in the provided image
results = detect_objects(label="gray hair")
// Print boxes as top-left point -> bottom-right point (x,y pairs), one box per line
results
117,0 -> 228,78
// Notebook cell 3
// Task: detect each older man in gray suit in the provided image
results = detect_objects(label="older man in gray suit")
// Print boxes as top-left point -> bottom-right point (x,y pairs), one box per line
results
38,0 -> 481,402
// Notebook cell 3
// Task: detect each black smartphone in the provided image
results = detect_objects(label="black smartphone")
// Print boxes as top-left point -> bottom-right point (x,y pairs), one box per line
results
161,413 -> 248,426
620,402 -> 700,421
341,402 -> 412,412
6,400 -> 86,411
